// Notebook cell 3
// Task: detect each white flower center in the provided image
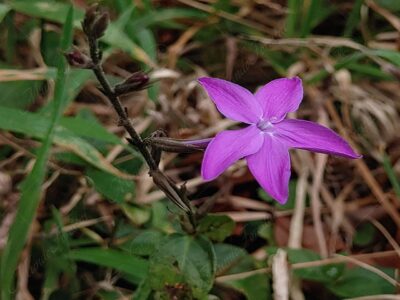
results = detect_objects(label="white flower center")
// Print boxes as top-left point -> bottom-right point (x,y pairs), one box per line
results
257,119 -> 274,133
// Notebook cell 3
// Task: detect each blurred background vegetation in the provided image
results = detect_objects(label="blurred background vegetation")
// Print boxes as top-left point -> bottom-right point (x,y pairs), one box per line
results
0,0 -> 400,299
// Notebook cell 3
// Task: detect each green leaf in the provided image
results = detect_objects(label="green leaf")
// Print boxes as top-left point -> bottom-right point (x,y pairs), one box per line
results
0,4 -> 10,23
59,116 -> 124,145
300,0 -> 334,37
327,267 -> 396,297
39,69 -> 92,113
0,7 -> 74,299
121,204 -> 151,226
148,234 -> 216,299
128,8 -> 206,29
213,244 -> 247,275
267,247 -> 344,283
285,0 -> 302,37
224,274 -> 271,300
10,0 -> 153,65
376,0 -> 400,11
197,214 -> 235,242
128,230 -> 164,256
102,19 -> 155,66
382,153 -> 400,198
373,49 -> 400,67
0,80 -> 42,109
10,1 -> 84,24
258,180 -> 297,210
352,223 -> 376,246
69,248 -> 148,283
343,0 -> 364,37
86,168 -> 135,203
0,106 -> 131,178
288,248 -> 344,282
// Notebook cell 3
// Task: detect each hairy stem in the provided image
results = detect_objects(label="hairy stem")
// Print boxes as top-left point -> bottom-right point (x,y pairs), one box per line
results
89,37 -> 157,170
86,34 -> 195,218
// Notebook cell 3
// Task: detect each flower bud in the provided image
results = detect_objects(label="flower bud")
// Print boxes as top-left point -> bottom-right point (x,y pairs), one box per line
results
114,71 -> 150,95
149,170 -> 192,212
82,4 -> 109,39
91,11 -> 109,39
64,49 -> 94,69
145,137 -> 211,153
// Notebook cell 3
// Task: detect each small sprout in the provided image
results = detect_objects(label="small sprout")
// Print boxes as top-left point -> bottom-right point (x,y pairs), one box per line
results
64,49 -> 94,69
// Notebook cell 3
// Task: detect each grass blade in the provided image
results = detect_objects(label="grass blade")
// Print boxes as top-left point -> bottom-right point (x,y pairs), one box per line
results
0,7 -> 74,299
382,153 -> 400,198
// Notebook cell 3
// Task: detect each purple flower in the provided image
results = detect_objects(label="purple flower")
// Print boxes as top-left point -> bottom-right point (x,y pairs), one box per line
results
198,77 -> 361,204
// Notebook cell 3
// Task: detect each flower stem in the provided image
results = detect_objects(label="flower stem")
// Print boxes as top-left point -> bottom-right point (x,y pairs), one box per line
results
85,24 -> 195,218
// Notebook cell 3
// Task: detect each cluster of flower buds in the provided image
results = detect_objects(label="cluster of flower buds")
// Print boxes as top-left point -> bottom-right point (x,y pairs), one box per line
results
82,4 -> 109,40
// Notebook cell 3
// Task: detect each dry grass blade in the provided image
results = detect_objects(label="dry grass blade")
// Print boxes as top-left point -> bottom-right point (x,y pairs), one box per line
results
272,249 -> 289,300
369,219 -> 400,259
0,68 -> 53,81
325,101 -> 400,228
366,0 -> 400,32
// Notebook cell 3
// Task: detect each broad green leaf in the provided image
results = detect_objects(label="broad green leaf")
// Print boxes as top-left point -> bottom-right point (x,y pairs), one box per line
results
225,274 -> 271,300
327,267 -> 396,297
69,248 -> 148,283
128,230 -> 164,256
197,214 -> 235,242
0,7 -> 74,299
288,248 -> 344,282
54,127 -> 131,178
267,247 -> 344,283
213,244 -> 247,275
121,204 -> 151,225
59,116 -> 123,145
148,234 -> 216,299
39,69 -> 92,114
0,80 -> 42,109
86,168 -> 135,203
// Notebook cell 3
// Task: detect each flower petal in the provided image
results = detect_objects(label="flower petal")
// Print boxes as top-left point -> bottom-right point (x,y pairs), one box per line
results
247,135 -> 291,204
201,125 -> 263,180
275,119 -> 361,158
255,77 -> 303,121
198,77 -> 263,124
